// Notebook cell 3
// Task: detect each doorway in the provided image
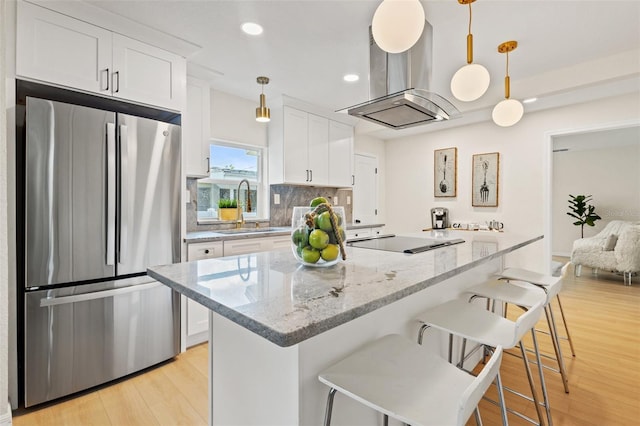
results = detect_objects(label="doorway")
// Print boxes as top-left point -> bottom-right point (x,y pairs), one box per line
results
353,153 -> 378,224
543,119 -> 640,273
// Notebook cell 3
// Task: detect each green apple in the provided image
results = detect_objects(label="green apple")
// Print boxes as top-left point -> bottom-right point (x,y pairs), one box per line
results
301,246 -> 321,263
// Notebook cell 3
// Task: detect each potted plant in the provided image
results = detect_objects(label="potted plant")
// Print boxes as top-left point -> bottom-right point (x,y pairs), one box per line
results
218,198 -> 238,221
567,194 -> 602,238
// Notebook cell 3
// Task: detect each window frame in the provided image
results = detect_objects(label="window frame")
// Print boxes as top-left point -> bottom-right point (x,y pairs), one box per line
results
196,139 -> 268,222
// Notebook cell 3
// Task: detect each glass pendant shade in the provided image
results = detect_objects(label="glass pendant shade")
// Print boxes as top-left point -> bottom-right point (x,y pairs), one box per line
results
371,0 -> 425,54
492,98 -> 523,127
450,63 -> 490,102
492,41 -> 523,127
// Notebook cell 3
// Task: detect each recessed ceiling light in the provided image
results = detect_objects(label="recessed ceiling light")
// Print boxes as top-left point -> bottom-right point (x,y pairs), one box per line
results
523,97 -> 538,104
241,22 -> 263,36
343,74 -> 359,82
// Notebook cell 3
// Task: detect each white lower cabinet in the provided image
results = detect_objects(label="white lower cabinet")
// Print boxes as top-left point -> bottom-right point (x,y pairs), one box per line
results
346,226 -> 385,241
185,241 -> 223,347
185,235 -> 290,347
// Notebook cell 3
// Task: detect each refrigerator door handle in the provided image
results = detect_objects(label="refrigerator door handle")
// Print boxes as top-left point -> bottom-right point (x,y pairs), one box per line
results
39,281 -> 162,307
106,123 -> 116,266
118,124 -> 128,264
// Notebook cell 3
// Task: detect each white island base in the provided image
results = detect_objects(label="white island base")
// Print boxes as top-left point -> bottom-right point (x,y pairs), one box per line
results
208,259 -> 501,426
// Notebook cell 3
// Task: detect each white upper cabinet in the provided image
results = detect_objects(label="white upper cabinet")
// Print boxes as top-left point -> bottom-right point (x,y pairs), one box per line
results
282,107 -> 312,184
183,77 -> 211,177
17,1 -> 112,94
111,34 -> 185,110
17,1 -> 186,111
306,113 -> 329,185
328,120 -> 354,187
270,105 -> 352,187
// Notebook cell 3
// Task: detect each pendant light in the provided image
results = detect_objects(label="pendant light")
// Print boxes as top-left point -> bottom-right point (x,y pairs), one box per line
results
255,76 -> 270,123
371,0 -> 425,54
450,0 -> 490,102
492,41 -> 524,127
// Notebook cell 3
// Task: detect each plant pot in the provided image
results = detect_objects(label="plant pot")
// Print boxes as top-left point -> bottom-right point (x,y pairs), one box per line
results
219,208 -> 238,221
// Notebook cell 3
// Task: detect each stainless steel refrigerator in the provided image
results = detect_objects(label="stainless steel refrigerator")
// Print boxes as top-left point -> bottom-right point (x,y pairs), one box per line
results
17,81 -> 181,407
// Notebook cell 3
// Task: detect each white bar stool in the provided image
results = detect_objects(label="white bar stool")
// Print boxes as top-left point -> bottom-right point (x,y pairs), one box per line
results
467,270 -> 572,395
498,267 -> 576,358
416,297 -> 549,426
318,334 -> 507,426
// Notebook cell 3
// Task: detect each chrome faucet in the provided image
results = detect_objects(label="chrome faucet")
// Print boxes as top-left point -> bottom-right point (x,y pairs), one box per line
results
236,179 -> 252,229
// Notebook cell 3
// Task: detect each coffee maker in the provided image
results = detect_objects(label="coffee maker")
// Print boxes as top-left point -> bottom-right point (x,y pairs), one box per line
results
431,207 -> 449,229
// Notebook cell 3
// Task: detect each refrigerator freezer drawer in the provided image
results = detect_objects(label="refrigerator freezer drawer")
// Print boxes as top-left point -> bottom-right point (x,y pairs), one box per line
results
24,279 -> 180,407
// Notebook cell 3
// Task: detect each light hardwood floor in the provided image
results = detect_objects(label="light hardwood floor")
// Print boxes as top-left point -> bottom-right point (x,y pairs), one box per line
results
12,262 -> 640,425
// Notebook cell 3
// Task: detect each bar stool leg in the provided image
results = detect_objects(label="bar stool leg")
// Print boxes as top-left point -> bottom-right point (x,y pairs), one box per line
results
474,408 -> 483,425
555,295 -> 576,356
531,328 -> 553,426
519,341 -> 546,426
324,388 -> 337,426
495,371 -> 509,426
546,305 -> 570,393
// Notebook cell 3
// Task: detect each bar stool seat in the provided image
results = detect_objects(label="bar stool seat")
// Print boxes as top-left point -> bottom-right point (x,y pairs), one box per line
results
416,297 -> 550,426
498,265 -> 576,382
318,334 -> 506,426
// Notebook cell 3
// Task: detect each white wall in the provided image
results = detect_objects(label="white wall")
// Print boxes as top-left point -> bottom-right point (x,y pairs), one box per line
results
354,132 -> 386,225
210,89 -> 268,147
384,92 -> 640,272
552,143 -> 640,255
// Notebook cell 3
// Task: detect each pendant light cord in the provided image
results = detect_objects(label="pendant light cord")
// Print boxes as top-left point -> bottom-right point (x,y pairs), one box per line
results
468,2 -> 472,35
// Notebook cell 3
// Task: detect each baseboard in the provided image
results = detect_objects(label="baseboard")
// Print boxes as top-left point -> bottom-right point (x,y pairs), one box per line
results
0,402 -> 12,426
552,251 -> 571,258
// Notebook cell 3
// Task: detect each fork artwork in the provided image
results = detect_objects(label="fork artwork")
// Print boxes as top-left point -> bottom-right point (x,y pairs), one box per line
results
480,160 -> 490,203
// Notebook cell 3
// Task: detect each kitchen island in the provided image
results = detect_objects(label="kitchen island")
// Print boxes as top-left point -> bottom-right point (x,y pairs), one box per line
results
149,230 -> 542,425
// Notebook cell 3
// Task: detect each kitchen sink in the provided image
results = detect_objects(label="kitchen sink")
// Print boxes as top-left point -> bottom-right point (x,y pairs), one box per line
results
214,227 -> 291,234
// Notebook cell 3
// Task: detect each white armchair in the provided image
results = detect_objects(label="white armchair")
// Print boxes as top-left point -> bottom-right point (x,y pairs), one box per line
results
571,220 -> 640,285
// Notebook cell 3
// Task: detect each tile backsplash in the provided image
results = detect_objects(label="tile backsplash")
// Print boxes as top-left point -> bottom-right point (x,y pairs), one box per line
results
185,178 -> 352,232
269,184 -> 352,227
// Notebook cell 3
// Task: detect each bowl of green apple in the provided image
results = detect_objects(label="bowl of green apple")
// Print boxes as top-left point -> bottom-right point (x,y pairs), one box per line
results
291,198 -> 346,267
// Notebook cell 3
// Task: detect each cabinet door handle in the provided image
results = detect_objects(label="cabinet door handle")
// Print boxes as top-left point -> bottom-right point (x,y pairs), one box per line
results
352,175 -> 355,185
206,157 -> 210,175
306,169 -> 309,182
113,71 -> 120,93
102,68 -> 110,91
309,169 -> 313,182
204,249 -> 210,254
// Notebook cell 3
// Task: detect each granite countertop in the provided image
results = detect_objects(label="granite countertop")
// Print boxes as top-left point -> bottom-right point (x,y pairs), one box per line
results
184,227 -> 292,243
185,223 -> 386,243
150,230 -> 542,347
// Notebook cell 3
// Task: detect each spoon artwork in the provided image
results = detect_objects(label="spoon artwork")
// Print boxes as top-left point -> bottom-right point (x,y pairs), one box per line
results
439,154 -> 449,193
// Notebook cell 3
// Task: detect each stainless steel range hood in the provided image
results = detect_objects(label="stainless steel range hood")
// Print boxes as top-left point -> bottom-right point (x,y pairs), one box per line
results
344,21 -> 460,129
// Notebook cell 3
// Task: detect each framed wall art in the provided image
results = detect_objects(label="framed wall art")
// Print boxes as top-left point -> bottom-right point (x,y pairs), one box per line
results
472,152 -> 499,207
434,147 -> 457,197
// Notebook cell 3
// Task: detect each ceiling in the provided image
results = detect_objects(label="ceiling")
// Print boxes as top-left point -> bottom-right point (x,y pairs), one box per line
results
84,0 -> 640,138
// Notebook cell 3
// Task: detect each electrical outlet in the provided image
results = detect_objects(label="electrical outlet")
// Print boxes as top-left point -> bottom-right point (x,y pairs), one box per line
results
334,197 -> 339,205
347,196 -> 351,205
274,193 -> 280,205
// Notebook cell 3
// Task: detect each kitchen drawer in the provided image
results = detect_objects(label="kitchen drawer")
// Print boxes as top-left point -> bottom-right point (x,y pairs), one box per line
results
187,241 -> 224,261
223,235 -> 291,256
346,229 -> 372,240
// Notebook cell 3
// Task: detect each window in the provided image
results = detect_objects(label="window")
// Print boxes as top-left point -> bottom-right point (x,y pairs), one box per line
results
196,142 -> 264,221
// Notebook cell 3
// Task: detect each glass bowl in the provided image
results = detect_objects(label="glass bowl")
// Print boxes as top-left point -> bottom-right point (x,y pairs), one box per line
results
290,205 -> 346,267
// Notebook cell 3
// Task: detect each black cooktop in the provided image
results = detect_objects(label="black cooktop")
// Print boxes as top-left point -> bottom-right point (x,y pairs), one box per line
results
348,235 -> 465,254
